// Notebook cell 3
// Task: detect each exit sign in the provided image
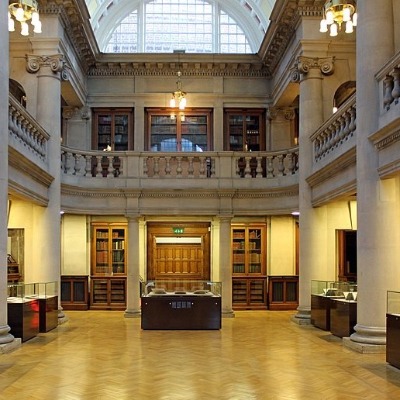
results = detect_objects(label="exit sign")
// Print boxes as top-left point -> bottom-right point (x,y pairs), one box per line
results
173,227 -> 184,234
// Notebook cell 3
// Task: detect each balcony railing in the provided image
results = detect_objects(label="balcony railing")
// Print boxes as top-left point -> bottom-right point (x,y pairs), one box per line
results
60,148 -> 299,180
8,95 -> 49,163
311,94 -> 356,162
380,50 -> 400,111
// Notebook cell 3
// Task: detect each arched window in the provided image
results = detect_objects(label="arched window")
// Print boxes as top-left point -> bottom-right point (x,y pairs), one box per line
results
102,0 -> 257,53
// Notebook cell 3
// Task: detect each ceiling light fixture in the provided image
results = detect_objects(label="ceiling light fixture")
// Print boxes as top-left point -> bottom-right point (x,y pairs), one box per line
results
319,0 -> 357,37
170,71 -> 187,110
8,0 -> 42,36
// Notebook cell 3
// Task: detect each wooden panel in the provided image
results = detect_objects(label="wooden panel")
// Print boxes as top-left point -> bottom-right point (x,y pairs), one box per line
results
387,314 -> 400,369
147,222 -> 210,280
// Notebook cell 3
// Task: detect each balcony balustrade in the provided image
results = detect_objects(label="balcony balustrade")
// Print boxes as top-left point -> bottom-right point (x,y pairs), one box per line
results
311,94 -> 356,163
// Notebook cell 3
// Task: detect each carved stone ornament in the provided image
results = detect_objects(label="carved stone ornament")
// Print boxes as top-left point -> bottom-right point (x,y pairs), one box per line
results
26,54 -> 66,74
292,56 -> 335,81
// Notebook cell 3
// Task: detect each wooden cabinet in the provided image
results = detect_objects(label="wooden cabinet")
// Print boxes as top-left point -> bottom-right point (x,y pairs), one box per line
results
224,109 -> 265,151
146,108 -> 212,151
91,223 -> 127,310
232,224 -> 267,309
90,277 -> 127,310
141,295 -> 221,330
330,299 -> 357,338
61,275 -> 89,310
268,276 -> 299,310
92,108 -> 133,151
387,314 -> 400,369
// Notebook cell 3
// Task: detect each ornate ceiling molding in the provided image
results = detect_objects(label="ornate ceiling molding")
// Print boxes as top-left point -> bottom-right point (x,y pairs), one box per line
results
258,0 -> 325,75
40,0 -> 99,72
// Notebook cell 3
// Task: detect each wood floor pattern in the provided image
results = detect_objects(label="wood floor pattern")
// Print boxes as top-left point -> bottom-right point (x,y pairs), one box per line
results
1,310 -> 400,400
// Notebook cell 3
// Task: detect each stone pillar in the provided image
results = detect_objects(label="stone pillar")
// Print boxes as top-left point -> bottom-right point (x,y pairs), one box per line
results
218,215 -> 234,317
291,56 -> 334,324
125,215 -> 142,317
26,54 -> 66,319
345,0 -> 399,352
0,1 -> 19,352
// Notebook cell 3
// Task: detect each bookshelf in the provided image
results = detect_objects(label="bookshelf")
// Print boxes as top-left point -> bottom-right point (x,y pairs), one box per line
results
91,223 -> 127,310
232,224 -> 267,309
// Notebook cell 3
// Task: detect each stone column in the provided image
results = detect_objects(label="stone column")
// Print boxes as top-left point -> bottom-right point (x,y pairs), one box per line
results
219,215 -> 234,317
26,54 -> 66,319
291,56 -> 334,324
125,215 -> 142,317
345,0 -> 399,352
0,1 -> 19,351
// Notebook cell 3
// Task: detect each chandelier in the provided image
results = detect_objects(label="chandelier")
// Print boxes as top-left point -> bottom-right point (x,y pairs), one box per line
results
319,0 -> 357,37
8,0 -> 42,36
170,71 -> 187,110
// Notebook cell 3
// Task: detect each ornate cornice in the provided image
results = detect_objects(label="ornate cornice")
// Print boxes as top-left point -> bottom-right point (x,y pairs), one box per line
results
306,147 -> 356,188
87,60 -> 270,78
374,129 -> 400,150
258,0 -> 325,75
40,0 -> 99,72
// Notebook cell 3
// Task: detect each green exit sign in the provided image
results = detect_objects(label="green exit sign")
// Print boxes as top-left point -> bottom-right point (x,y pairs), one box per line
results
173,227 -> 184,234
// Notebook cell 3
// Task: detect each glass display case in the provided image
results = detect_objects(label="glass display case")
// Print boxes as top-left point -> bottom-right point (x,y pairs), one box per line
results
141,279 -> 221,297
8,282 -> 59,333
7,283 -> 39,342
387,291 -> 400,369
141,280 -> 222,330
311,280 -> 357,299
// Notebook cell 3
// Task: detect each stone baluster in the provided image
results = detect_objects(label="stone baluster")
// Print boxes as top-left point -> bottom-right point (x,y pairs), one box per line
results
153,157 -> 160,178
244,156 -> 252,178
176,156 -> 183,178
266,155 -> 274,178
165,157 -> 171,177
392,67 -> 400,104
383,75 -> 394,110
85,155 -> 92,177
187,156 -> 194,178
277,154 -> 284,176
199,157 -> 206,178
95,155 -> 102,177
256,156 -> 263,178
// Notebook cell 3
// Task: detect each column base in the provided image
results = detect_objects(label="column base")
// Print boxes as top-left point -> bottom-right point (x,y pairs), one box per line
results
124,309 -> 141,318
342,337 -> 386,354
222,310 -> 235,318
342,323 -> 386,353
0,338 -> 21,354
291,306 -> 311,325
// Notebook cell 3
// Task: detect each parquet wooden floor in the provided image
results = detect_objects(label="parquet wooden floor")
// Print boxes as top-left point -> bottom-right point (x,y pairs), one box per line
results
1,310 -> 400,400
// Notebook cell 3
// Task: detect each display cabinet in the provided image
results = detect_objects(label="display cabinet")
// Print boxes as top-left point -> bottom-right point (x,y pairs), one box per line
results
311,280 -> 357,331
7,283 -> 39,342
268,276 -> 299,310
141,280 -> 221,330
330,297 -> 357,338
91,223 -> 127,276
61,275 -> 89,310
232,224 -> 267,309
387,291 -> 400,369
90,277 -> 127,310
92,108 -> 133,151
7,253 -> 20,283
146,108 -> 212,151
30,281 -> 59,333
224,109 -> 266,151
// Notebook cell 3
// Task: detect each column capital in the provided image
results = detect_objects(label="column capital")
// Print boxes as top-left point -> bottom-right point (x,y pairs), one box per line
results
26,54 -> 66,75
291,56 -> 335,82
267,106 -> 296,121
